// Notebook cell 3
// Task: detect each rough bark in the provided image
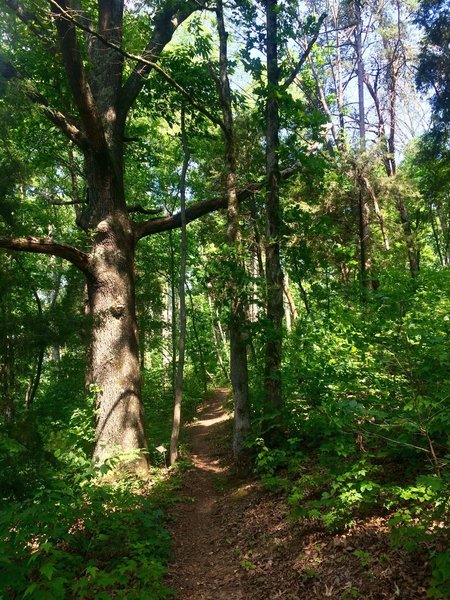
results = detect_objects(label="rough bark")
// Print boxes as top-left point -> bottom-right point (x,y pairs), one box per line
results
87,208 -> 148,474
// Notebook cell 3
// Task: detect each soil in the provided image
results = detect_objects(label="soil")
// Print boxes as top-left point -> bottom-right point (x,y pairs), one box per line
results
166,389 -> 434,600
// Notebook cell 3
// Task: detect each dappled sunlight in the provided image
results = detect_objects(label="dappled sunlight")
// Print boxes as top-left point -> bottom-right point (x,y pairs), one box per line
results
189,411 -> 232,428
166,390 -> 246,599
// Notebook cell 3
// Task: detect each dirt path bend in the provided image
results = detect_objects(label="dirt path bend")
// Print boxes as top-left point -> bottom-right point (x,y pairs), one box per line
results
166,389 -> 245,600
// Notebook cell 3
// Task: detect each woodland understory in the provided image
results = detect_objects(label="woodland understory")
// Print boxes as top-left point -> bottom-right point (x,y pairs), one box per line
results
0,0 -> 449,597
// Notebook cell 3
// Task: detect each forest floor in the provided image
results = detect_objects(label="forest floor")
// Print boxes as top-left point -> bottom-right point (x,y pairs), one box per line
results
165,389 -> 432,600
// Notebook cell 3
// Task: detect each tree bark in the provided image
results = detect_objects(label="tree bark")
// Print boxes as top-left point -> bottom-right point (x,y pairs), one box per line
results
354,1 -> 371,298
0,0 -> 301,474
86,207 -> 148,474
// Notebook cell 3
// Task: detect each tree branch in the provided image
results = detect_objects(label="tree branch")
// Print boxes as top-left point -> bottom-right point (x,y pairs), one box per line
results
1,54 -> 87,147
127,204 -> 163,215
0,236 -> 91,274
281,13 -> 327,91
45,3 -> 224,131
2,0 -> 55,49
134,162 -> 300,240
49,0 -> 106,150
29,89 -> 88,147
119,0 -> 200,118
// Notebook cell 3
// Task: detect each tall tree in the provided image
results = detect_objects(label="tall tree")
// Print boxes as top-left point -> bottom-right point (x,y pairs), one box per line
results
170,109 -> 190,466
215,0 -> 250,467
0,0 -> 226,473
264,0 -> 285,441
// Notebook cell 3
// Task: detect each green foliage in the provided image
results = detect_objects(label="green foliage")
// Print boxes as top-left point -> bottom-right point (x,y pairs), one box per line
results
250,265 -> 449,596
0,475 -> 175,599
428,550 -> 450,599
0,375 -> 180,600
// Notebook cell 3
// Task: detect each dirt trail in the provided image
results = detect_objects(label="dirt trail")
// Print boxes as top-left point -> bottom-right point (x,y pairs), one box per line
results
166,389 -> 244,599
166,390 -> 432,600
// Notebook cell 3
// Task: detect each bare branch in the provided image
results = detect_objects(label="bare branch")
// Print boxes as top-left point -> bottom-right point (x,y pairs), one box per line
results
0,236 -> 91,274
281,13 -> 327,92
135,162 -> 301,240
127,204 -> 163,215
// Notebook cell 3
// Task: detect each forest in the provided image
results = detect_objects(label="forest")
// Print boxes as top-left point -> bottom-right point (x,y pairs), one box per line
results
0,0 -> 449,597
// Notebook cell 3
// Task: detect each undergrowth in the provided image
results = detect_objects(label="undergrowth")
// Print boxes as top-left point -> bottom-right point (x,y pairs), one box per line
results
250,269 -> 450,599
0,365 -> 204,599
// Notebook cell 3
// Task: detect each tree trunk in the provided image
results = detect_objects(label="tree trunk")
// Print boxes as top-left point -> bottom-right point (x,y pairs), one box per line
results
186,283 -> 210,392
170,109 -> 190,466
283,273 -> 298,329
86,196 -> 148,473
264,0 -> 284,443
24,285 -> 44,408
358,184 -> 371,298
216,0 -> 250,467
354,1 -> 372,298
396,197 -> 419,277
208,299 -> 230,381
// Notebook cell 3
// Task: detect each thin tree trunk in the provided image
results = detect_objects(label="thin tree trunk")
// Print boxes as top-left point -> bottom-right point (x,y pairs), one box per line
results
0,286 -> 15,424
249,197 -> 265,278
298,279 -> 311,315
355,1 -> 371,298
186,283 -> 210,392
216,0 -> 250,467
169,231 -> 177,390
170,109 -> 190,466
24,285 -> 44,408
264,0 -> 285,443
283,273 -> 298,327
360,175 -> 390,251
207,292 -> 230,381
396,197 -> 419,277
358,184 -> 371,298
430,205 -> 446,267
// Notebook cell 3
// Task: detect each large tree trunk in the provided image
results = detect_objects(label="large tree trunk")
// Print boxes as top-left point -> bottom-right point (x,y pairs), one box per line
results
84,161 -> 148,473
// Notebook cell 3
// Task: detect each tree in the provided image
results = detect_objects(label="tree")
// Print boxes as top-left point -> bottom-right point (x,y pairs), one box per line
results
416,0 -> 450,127
215,0 -> 251,467
170,108 -> 189,466
0,0 -> 233,473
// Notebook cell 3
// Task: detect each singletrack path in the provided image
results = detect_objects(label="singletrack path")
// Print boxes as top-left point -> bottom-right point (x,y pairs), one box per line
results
165,389 -> 430,600
166,389 -> 245,600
